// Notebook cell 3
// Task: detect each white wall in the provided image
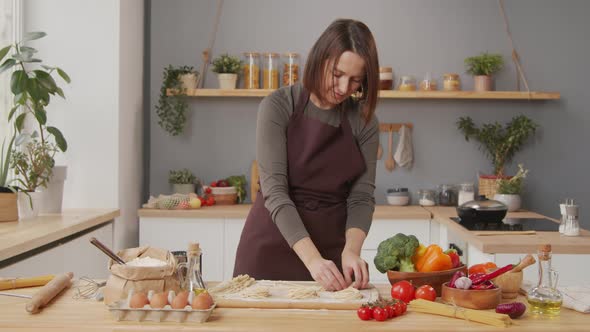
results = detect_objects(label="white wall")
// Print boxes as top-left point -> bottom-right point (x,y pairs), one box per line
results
24,0 -> 144,250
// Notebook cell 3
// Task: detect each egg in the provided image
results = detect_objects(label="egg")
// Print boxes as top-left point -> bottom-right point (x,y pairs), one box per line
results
171,290 -> 189,309
191,292 -> 214,310
149,292 -> 169,309
129,292 -> 149,308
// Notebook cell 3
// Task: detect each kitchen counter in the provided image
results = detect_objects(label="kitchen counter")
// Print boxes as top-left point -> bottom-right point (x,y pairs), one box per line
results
425,206 -> 590,254
0,283 -> 588,331
0,209 -> 120,262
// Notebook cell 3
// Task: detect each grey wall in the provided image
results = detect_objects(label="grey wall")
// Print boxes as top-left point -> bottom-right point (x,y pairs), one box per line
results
149,0 -> 590,229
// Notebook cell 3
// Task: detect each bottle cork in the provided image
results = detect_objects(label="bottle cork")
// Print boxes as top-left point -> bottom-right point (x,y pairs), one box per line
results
187,242 -> 201,257
538,244 -> 552,260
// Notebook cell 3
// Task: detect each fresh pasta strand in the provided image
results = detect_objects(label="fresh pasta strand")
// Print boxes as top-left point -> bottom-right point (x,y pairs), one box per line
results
330,286 -> 363,300
209,274 -> 256,296
239,286 -> 271,299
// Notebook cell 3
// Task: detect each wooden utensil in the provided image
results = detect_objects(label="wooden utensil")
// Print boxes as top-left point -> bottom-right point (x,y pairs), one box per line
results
511,254 -> 536,273
385,128 -> 395,172
441,282 -> 501,310
26,272 -> 73,314
377,143 -> 383,160
250,160 -> 260,203
0,275 -> 54,291
89,237 -> 126,265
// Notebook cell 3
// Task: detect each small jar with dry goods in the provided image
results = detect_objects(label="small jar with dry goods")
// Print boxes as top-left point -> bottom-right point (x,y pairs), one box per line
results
398,75 -> 417,91
443,73 -> 461,91
262,52 -> 280,89
243,52 -> 260,89
282,52 -> 300,86
379,67 -> 394,90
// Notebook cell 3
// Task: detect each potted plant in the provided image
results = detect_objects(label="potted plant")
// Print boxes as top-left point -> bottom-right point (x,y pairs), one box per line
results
457,115 -> 538,198
464,52 -> 504,91
211,54 -> 242,89
155,65 -> 198,136
0,132 -> 18,222
0,31 -> 70,217
169,168 -> 198,194
494,164 -> 528,212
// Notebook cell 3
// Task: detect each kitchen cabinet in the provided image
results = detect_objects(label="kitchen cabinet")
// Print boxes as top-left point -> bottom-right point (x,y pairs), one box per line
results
223,218 -> 246,280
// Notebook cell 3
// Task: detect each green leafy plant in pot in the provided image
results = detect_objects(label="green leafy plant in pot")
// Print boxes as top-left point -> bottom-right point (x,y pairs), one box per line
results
494,164 -> 528,212
464,52 -> 504,91
457,115 -> 538,199
169,168 -> 198,195
0,31 -> 70,217
211,54 -> 242,90
155,65 -> 198,136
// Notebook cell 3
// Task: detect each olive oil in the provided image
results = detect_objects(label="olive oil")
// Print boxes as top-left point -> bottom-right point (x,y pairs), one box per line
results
527,298 -> 562,316
526,244 -> 563,316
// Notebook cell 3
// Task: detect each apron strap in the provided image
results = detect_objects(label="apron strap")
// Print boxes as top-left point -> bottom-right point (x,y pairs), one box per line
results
294,86 -> 310,116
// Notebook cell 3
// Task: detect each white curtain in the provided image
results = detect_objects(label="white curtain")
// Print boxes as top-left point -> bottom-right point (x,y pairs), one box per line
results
0,0 -> 15,139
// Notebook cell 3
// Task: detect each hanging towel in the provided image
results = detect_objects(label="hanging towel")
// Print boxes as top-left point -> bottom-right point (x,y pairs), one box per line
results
393,125 -> 413,168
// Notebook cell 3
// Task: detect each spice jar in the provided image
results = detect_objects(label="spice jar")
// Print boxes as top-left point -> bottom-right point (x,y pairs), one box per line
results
386,187 -> 410,206
443,73 -> 461,91
398,75 -> 417,91
458,183 -> 475,206
379,67 -> 393,90
438,184 -> 458,206
243,52 -> 260,89
417,189 -> 437,206
262,52 -> 279,89
282,52 -> 300,86
419,73 -> 438,91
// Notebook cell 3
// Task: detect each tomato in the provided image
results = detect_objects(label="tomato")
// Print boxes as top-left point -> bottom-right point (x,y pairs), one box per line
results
415,285 -> 437,301
391,280 -> 415,303
468,262 -> 497,275
207,196 -> 216,206
384,304 -> 396,318
398,300 -> 407,314
210,181 -> 217,187
205,187 -> 212,194
357,306 -> 372,320
372,307 -> 388,322
392,301 -> 404,317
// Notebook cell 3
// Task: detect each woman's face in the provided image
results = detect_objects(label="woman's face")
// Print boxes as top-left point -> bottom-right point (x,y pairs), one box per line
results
322,51 -> 365,107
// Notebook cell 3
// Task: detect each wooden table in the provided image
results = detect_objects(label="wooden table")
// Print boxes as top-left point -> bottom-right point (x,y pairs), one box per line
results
0,283 -> 588,331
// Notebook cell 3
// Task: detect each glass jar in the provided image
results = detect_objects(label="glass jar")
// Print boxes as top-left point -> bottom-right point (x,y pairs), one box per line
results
527,244 -> 563,316
398,75 -> 417,91
379,67 -> 393,90
458,183 -> 475,206
443,73 -> 461,91
262,52 -> 279,89
419,72 -> 438,91
386,187 -> 410,206
417,189 -> 437,206
282,52 -> 300,86
243,52 -> 260,89
438,184 -> 458,206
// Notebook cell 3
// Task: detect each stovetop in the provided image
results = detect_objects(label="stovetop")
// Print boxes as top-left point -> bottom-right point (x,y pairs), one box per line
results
450,217 -> 560,232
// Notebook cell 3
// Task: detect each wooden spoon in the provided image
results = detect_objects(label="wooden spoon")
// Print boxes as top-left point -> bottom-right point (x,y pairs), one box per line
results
377,143 -> 383,160
385,128 -> 395,172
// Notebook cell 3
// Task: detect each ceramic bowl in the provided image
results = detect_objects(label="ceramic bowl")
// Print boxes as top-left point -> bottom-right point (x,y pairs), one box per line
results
441,282 -> 501,310
387,265 -> 467,295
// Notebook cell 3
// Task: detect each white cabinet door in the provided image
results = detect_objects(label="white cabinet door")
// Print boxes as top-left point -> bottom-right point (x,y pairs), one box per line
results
495,253 -> 588,287
224,218 -> 246,280
361,249 -> 389,283
139,217 -> 224,282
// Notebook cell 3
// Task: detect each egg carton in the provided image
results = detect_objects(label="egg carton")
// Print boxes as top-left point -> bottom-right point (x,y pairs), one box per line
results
107,289 -> 215,323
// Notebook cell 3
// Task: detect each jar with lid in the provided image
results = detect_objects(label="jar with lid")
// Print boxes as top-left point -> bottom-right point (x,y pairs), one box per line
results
443,73 -> 461,91
458,183 -> 475,206
419,72 -> 438,91
438,184 -> 458,206
417,189 -> 436,206
243,52 -> 260,89
262,52 -> 279,89
282,52 -> 300,86
386,187 -> 410,206
379,67 -> 393,90
398,75 -> 417,91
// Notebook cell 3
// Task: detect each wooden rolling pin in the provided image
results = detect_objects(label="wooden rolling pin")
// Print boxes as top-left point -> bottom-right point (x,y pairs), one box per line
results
0,275 -> 54,291
511,254 -> 536,272
26,272 -> 73,314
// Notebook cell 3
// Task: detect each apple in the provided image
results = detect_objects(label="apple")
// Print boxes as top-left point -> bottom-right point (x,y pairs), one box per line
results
189,198 -> 202,209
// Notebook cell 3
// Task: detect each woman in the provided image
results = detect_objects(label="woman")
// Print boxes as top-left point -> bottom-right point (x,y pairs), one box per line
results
233,19 -> 379,291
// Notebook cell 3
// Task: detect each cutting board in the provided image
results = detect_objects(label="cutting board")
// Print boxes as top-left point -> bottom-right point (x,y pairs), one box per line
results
213,281 -> 380,310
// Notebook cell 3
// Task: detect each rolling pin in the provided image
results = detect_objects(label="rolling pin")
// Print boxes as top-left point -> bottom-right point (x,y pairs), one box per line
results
0,275 -> 55,291
25,272 -> 73,314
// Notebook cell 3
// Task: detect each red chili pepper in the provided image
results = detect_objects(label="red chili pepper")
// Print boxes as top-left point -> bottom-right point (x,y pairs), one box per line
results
470,264 -> 515,285
448,271 -> 465,288
470,280 -> 496,290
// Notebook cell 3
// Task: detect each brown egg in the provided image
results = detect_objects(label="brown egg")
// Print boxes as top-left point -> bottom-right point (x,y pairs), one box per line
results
191,292 -> 214,310
129,292 -> 149,308
149,292 -> 169,309
171,290 -> 189,309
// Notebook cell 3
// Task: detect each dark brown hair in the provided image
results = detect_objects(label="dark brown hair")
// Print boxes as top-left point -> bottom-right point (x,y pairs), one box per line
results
303,19 -> 380,123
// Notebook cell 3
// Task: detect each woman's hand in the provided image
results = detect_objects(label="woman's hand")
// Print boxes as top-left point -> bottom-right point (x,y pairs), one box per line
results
306,256 -> 348,291
341,248 -> 369,289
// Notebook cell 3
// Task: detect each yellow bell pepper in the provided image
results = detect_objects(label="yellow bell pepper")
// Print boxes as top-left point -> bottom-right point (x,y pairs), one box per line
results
412,244 -> 427,265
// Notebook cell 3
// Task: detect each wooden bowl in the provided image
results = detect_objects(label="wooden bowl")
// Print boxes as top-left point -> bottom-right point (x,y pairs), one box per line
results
441,282 -> 501,310
387,265 -> 467,295
212,193 -> 237,205
493,271 -> 523,299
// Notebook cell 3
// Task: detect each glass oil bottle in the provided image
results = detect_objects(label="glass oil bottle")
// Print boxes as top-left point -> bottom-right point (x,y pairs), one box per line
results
177,242 -> 207,292
527,244 -> 563,316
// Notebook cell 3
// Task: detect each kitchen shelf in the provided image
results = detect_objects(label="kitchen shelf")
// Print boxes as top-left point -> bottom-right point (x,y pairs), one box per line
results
167,88 -> 560,100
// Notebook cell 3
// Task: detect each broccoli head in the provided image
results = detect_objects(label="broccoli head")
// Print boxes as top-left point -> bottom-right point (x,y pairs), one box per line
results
373,233 -> 420,273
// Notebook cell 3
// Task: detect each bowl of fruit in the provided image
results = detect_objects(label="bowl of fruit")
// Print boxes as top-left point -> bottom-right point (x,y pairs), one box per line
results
207,179 -> 237,205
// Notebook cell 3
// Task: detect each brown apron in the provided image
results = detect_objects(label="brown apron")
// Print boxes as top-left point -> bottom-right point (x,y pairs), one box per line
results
233,87 -> 366,281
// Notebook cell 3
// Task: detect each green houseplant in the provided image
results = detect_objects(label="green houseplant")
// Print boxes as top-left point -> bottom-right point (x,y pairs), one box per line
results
155,65 -> 198,136
211,54 -> 242,89
494,164 -> 528,212
0,31 -> 70,217
464,52 -> 504,91
168,168 -> 198,194
457,115 -> 538,198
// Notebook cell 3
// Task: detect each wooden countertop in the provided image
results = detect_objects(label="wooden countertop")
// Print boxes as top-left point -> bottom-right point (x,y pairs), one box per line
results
0,209 -> 120,262
425,206 -> 590,254
0,283 -> 588,331
139,204 -> 431,219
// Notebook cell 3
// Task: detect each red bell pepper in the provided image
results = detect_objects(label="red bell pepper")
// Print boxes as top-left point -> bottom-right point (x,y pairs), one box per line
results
445,249 -> 461,268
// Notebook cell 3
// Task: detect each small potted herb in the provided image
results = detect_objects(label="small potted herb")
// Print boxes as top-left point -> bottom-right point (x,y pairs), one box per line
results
168,168 -> 198,194
464,52 -> 504,91
211,54 -> 242,89
494,164 -> 528,211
